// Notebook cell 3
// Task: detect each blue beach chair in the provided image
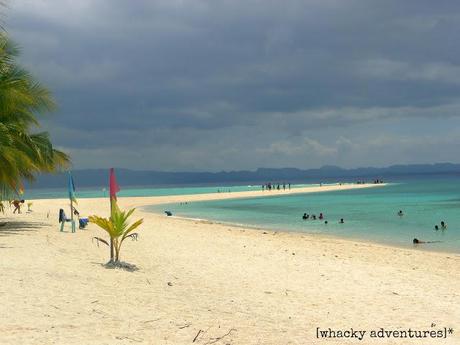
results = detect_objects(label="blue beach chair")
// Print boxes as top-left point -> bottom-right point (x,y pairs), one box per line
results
59,209 -> 76,233
78,217 -> 89,229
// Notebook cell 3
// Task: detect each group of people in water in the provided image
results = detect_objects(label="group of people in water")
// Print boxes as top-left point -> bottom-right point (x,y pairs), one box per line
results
302,212 -> 344,225
216,189 -> 231,193
397,210 -> 448,244
398,209 -> 448,232
355,179 -> 384,184
262,182 -> 291,191
434,221 -> 448,231
300,207 -> 449,245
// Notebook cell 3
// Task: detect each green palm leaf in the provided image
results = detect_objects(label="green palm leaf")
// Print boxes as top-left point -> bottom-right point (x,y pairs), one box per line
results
89,202 -> 144,264
0,32 -> 70,202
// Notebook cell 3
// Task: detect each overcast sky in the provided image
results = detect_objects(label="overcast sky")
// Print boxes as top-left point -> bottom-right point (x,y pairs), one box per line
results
6,0 -> 460,171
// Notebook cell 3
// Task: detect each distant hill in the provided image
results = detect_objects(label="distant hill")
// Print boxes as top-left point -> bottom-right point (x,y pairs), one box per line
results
26,163 -> 460,189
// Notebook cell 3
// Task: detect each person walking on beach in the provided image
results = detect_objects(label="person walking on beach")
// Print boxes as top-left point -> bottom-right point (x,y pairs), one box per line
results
13,200 -> 24,214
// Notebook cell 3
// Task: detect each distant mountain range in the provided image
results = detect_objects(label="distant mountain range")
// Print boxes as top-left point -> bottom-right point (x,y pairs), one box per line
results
26,163 -> 460,189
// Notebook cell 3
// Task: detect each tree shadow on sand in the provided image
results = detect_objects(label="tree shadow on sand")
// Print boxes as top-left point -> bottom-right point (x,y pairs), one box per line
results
90,261 -> 139,272
0,219 -> 48,237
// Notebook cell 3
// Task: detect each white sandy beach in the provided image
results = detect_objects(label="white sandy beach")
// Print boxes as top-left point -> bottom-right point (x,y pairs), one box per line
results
0,183 -> 459,345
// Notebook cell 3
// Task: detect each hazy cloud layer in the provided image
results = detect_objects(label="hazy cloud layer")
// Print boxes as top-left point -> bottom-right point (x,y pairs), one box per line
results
6,0 -> 460,170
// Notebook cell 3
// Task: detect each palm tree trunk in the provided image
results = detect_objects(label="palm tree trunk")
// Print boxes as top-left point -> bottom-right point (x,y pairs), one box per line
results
114,239 -> 120,262
110,238 -> 114,262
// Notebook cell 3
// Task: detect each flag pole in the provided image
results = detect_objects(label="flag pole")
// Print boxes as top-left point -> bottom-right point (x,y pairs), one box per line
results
109,174 -> 113,262
68,171 -> 76,233
109,198 -> 114,262
109,195 -> 114,262
109,168 -> 117,262
70,196 -> 75,232
70,197 -> 74,222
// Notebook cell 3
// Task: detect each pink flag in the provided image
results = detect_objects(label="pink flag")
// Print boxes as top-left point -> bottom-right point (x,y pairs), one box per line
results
109,168 -> 120,200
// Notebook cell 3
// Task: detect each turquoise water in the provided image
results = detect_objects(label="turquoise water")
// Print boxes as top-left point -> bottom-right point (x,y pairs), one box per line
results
23,183 -> 318,200
147,176 -> 460,253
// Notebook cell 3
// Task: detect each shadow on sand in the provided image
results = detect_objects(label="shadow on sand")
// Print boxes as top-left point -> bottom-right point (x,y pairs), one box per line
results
90,260 -> 139,272
0,219 -> 48,237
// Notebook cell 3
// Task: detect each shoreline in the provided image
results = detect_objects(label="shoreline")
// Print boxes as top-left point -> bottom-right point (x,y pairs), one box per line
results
133,182 -> 386,205
153,212 -> 460,257
23,181 -> 389,200
26,181 -> 460,256
138,182 -> 458,256
1,182 -> 459,344
26,181 -> 386,204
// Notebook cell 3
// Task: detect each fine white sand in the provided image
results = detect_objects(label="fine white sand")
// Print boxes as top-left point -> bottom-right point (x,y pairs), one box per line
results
0,183 -> 459,345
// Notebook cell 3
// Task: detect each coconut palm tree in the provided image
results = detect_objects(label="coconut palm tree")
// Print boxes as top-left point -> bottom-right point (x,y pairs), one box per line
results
89,203 -> 143,264
0,33 -> 69,201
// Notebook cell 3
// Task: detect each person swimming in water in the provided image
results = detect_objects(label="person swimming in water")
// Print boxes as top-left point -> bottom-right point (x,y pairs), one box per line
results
435,225 -> 439,231
312,215 -> 317,220
397,210 -> 403,216
339,218 -> 344,224
441,221 -> 447,229
413,238 -> 441,244
302,213 -> 309,220
319,213 -> 324,220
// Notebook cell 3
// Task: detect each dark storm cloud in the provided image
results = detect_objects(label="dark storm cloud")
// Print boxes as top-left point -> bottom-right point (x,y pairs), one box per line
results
6,0 -> 460,170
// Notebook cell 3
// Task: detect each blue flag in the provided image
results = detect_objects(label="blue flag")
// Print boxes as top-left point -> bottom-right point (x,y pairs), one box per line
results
68,171 -> 77,203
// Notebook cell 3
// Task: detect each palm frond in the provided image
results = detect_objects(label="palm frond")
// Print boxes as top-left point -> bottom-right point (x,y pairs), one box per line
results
89,205 -> 143,263
92,237 -> 110,247
0,33 -> 70,200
